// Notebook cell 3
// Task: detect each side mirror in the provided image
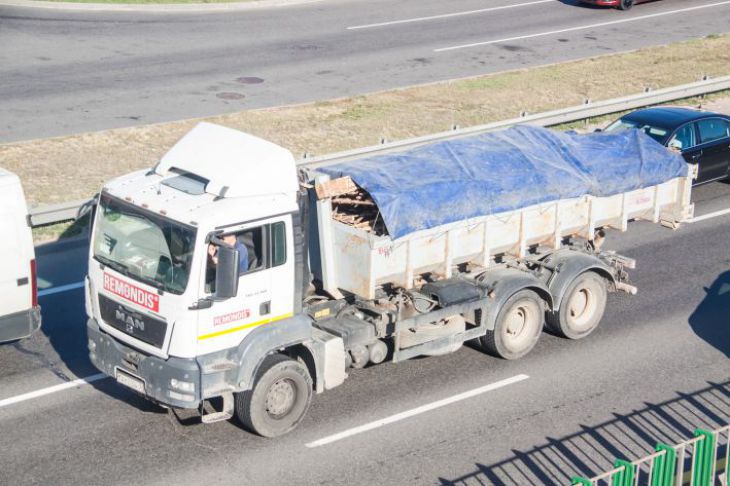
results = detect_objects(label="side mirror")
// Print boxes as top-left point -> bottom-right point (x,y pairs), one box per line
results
215,245 -> 239,300
668,139 -> 683,151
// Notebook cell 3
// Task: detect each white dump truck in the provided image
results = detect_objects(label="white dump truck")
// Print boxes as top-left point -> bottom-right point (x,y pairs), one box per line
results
86,123 -> 694,437
0,168 -> 41,343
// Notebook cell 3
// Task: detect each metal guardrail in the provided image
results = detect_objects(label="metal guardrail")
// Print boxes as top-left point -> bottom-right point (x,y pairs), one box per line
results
28,199 -> 91,227
27,75 -> 730,227
571,424 -> 729,486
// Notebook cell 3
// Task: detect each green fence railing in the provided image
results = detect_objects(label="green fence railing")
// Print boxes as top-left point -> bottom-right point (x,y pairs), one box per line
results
571,425 -> 729,486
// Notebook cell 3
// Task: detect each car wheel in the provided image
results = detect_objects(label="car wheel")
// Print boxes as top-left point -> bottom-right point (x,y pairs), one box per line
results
619,0 -> 634,10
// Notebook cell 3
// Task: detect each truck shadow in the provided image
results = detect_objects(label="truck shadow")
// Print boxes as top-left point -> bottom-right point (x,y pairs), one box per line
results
438,381 -> 730,485
688,270 -> 730,359
12,229 -> 167,414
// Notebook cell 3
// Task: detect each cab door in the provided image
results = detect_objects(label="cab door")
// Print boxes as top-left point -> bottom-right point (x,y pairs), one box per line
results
195,216 -> 294,355
694,117 -> 730,183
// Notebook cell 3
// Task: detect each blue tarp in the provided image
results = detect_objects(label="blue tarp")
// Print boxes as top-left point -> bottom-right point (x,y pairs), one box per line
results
320,125 -> 688,239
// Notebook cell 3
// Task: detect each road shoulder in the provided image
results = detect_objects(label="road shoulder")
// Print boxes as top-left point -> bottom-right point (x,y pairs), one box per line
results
0,0 -> 330,12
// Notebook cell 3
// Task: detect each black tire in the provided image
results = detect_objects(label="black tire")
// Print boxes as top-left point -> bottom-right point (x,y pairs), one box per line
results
546,272 -> 607,340
618,0 -> 633,10
481,289 -> 544,360
235,354 -> 313,438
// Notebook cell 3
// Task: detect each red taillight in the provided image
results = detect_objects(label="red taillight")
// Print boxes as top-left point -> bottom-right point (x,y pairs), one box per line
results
30,259 -> 38,308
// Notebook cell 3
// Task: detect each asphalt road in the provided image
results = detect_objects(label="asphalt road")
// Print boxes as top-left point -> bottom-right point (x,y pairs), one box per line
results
2,0 -> 730,143
0,181 -> 728,485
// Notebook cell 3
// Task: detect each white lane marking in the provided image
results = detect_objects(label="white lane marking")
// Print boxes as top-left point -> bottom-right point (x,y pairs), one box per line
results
347,0 -> 553,30
0,373 -> 108,409
37,281 -> 85,297
434,1 -> 730,52
305,374 -> 529,448
688,207 -> 730,223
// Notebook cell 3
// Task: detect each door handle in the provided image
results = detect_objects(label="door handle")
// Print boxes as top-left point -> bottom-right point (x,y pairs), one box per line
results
260,301 -> 271,316
189,298 -> 213,310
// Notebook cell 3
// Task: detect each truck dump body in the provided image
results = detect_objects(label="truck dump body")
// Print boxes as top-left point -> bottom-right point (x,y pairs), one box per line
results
313,126 -> 694,299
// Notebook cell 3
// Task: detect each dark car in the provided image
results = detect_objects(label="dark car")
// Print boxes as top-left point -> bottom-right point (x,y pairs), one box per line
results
604,107 -> 730,185
578,0 -> 652,10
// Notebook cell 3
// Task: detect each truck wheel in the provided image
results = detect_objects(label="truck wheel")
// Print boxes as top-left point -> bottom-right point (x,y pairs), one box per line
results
547,272 -> 607,340
618,0 -> 633,10
481,290 -> 543,360
235,354 -> 313,438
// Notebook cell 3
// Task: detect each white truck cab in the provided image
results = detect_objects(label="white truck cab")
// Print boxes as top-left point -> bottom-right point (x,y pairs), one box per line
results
0,168 -> 41,343
86,123 -> 329,435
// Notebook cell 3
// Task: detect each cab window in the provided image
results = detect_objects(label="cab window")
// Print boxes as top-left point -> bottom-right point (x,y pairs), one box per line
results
206,222 -> 287,292
697,118 -> 730,144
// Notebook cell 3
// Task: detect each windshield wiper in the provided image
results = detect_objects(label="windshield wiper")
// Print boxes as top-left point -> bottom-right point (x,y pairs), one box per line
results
95,254 -> 130,277
131,273 -> 167,293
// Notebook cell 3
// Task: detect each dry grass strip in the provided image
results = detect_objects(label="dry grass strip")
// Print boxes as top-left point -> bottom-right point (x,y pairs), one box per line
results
3,34 -> 729,207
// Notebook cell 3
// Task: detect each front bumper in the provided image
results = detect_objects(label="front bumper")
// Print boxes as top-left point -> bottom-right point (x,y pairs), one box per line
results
87,318 -> 201,409
0,306 -> 41,343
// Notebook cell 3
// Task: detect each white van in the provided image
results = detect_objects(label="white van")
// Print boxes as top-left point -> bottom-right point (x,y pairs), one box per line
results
0,169 -> 40,343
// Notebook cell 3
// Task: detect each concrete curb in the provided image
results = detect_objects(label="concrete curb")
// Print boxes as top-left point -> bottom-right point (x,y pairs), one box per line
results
0,0 -> 327,12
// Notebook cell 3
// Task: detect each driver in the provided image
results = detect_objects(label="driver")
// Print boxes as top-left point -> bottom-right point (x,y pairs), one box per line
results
208,233 -> 248,275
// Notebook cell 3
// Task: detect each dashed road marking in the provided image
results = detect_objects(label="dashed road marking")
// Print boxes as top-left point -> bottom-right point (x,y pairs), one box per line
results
688,207 -> 730,223
347,0 -> 553,30
38,281 -> 85,297
434,1 -> 730,52
305,374 -> 530,448
0,373 -> 108,409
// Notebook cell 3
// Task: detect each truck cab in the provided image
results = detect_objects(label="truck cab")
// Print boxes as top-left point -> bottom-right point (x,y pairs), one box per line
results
86,123 -> 335,435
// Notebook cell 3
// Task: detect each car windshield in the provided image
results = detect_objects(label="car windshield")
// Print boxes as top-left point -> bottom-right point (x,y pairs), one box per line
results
605,118 -> 670,144
93,193 -> 197,295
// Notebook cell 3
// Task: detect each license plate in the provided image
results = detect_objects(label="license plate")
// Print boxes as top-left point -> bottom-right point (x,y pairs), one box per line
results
116,369 -> 146,394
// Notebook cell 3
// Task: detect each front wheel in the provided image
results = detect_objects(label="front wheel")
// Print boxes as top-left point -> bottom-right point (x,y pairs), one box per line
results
618,0 -> 634,10
481,289 -> 544,360
235,354 -> 313,438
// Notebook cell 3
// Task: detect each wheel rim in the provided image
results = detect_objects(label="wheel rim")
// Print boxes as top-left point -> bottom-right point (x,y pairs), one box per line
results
265,378 -> 296,418
502,299 -> 539,351
567,287 -> 595,331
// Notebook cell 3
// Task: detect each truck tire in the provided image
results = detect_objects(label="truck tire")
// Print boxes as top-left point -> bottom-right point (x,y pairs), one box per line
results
481,290 -> 543,360
235,353 -> 313,438
546,272 -> 607,340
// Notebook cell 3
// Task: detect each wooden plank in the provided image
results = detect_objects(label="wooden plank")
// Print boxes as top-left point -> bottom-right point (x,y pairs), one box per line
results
315,176 -> 358,199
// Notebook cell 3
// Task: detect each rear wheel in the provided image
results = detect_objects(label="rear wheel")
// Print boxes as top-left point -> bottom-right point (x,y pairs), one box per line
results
481,289 -> 544,360
618,0 -> 634,10
235,354 -> 312,438
546,272 -> 607,339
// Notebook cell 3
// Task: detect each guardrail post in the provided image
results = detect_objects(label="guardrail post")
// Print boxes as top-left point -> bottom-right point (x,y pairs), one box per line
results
571,476 -> 592,486
612,459 -> 635,486
692,429 -> 716,486
652,444 -> 676,486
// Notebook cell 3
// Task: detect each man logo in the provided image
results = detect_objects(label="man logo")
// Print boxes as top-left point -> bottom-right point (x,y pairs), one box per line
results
116,308 -> 145,334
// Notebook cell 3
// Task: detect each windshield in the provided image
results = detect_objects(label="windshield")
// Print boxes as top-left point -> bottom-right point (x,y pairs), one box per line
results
93,194 -> 197,295
605,118 -> 670,144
